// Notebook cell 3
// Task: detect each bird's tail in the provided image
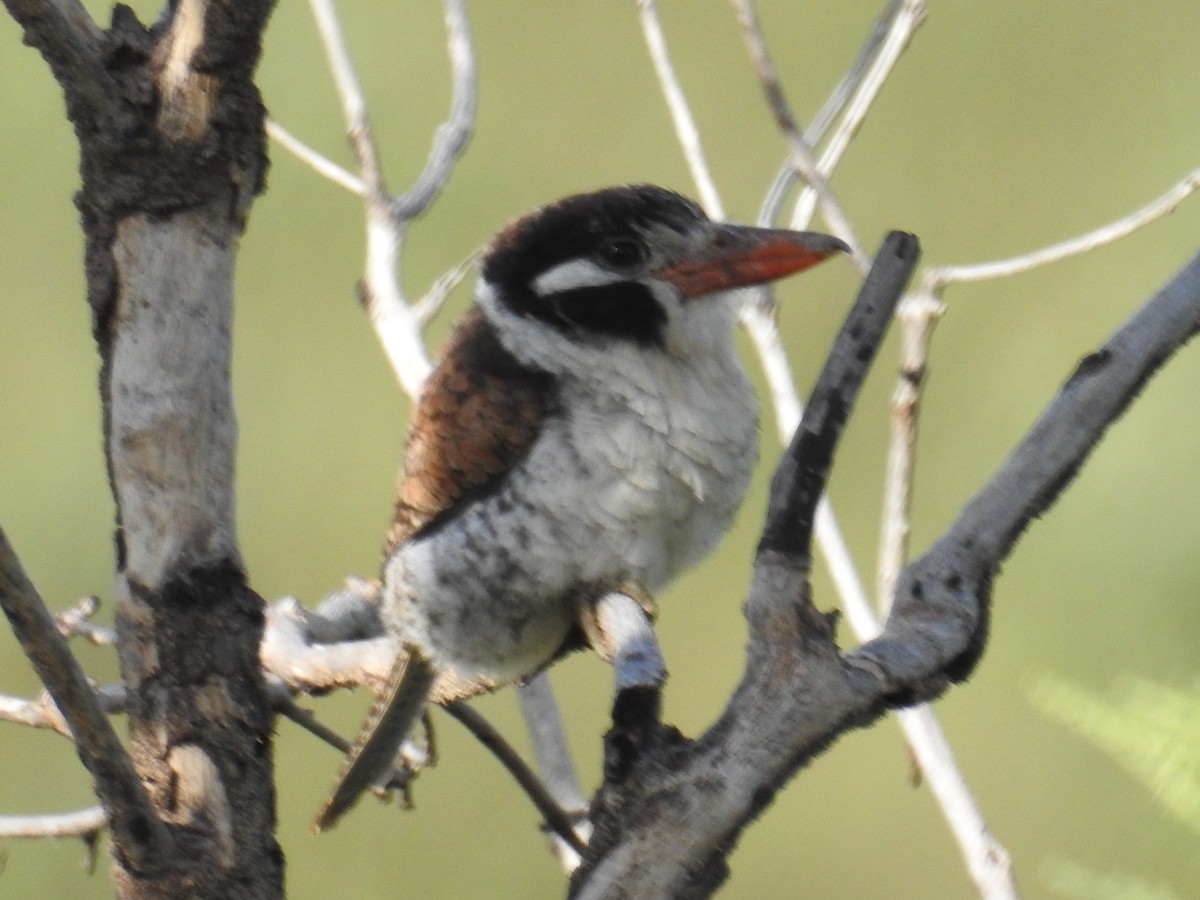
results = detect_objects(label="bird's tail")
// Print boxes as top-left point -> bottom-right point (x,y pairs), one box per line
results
312,645 -> 438,832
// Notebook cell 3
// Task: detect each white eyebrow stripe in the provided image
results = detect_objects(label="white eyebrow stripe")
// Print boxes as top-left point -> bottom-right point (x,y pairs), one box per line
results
532,259 -> 624,296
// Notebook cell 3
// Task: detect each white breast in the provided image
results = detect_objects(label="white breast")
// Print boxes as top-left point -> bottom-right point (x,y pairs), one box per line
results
549,346 -> 758,589
387,288 -> 759,682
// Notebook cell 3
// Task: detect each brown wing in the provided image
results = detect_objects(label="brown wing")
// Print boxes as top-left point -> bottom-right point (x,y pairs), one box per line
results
384,307 -> 557,556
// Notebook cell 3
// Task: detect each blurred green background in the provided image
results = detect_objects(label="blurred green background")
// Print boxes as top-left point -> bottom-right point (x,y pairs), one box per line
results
3,1 -> 1200,897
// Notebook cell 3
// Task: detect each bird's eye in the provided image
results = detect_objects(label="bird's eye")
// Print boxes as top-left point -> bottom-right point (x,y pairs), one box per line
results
598,237 -> 647,269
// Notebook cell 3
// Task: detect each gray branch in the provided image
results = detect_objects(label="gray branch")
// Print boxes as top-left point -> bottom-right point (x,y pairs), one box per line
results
0,529 -> 175,871
853,245 -> 1200,696
569,238 -> 1200,897
390,0 -> 476,222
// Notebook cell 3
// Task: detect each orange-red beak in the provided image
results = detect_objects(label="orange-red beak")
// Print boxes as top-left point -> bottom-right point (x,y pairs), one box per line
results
655,226 -> 848,299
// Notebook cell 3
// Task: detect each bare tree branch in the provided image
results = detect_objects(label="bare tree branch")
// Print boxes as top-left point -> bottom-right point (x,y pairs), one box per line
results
852,244 -> 1200,700
0,806 -> 107,840
260,584 -> 597,853
307,0 -> 385,196
878,165 -> 1200,623
307,0 -> 477,397
443,702 -> 589,857
636,0 -> 724,217
260,583 -> 499,706
274,693 -> 422,799
266,118 -> 367,195
306,0 -> 432,393
412,249 -> 479,325
1,0 -> 121,126
924,166 -> 1200,291
518,673 -> 593,871
5,586 -> 582,871
0,683 -> 125,736
638,7 -> 1014,895
575,231 -> 919,899
54,596 -> 115,646
875,286 -> 1021,900
261,597 -> 397,694
0,528 -> 175,871
789,0 -> 927,230
731,0 -> 869,273
901,709 -> 1015,897
758,235 -> 920,556
390,0 -> 476,221
4,1 -> 285,894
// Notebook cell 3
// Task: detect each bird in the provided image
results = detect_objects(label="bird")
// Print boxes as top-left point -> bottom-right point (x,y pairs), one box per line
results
314,184 -> 847,830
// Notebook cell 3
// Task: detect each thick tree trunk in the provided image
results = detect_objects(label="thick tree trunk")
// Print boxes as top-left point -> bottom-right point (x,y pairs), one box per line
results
107,206 -> 280,897
3,1 -> 281,896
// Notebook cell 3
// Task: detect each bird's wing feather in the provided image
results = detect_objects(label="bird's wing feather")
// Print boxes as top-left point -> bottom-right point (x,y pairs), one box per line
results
385,306 -> 557,554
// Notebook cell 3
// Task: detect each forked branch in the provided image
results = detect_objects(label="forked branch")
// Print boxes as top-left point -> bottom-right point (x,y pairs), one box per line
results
574,232 -> 919,898
575,221 -> 1200,899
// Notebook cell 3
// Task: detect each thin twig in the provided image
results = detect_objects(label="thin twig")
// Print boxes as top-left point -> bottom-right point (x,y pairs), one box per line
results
517,673 -> 591,870
0,690 -> 70,735
923,166 -> 1200,292
758,0 -> 903,228
444,701 -> 589,857
636,0 -> 723,218
791,0 -> 926,230
731,0 -> 868,273
412,249 -> 480,325
0,683 -> 125,737
266,119 -> 366,195
391,0 -> 476,222
274,692 -> 418,795
307,0 -> 386,197
0,806 -> 107,840
877,166 -> 1200,625
261,594 -> 398,694
275,693 -> 356,754
55,595 -> 115,646
901,707 -> 1015,897
875,288 -> 941,619
0,528 -> 174,869
306,0 -> 432,395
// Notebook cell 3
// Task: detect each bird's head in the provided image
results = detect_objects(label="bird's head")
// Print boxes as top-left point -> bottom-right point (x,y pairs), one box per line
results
477,184 -> 847,370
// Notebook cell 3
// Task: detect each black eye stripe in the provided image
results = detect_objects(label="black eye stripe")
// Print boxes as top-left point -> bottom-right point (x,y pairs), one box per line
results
538,282 -> 666,347
481,185 -> 706,349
